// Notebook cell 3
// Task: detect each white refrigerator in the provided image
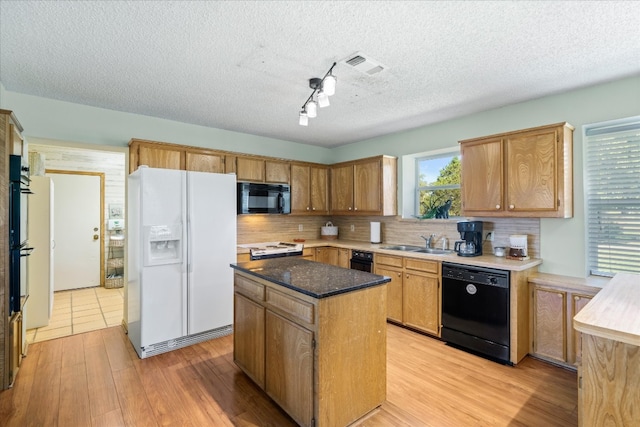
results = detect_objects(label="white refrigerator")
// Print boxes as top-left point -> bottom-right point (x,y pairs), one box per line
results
127,167 -> 236,358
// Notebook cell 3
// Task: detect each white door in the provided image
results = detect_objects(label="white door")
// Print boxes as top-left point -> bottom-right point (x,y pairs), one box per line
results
187,172 -> 236,335
48,173 -> 101,291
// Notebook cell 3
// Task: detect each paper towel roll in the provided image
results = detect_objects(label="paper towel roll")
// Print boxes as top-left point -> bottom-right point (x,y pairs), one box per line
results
370,222 -> 381,243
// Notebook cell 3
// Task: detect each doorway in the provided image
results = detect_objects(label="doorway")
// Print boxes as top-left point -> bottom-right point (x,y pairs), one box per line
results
46,170 -> 104,291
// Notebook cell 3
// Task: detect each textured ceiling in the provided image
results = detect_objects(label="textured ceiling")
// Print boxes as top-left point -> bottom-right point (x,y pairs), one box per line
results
1,1 -> 639,148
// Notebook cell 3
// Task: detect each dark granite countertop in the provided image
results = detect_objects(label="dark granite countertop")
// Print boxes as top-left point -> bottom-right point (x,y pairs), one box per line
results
230,257 -> 390,299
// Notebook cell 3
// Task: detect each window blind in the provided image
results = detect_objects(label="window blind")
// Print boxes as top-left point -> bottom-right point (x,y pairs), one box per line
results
585,117 -> 640,276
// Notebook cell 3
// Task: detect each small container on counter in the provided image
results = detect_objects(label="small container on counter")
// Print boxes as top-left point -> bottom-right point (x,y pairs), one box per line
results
493,246 -> 506,257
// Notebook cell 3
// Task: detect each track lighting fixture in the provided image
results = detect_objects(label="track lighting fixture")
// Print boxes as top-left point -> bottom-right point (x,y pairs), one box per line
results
299,62 -> 337,126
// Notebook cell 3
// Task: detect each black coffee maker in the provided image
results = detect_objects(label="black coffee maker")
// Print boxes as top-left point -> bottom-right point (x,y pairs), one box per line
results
454,221 -> 483,257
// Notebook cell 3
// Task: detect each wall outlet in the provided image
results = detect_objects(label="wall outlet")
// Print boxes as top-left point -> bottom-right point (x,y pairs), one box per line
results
350,224 -> 355,232
486,232 -> 494,241
298,224 -> 303,231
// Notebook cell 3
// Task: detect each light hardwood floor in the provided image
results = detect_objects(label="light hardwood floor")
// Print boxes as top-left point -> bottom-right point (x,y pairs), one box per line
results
0,323 -> 577,426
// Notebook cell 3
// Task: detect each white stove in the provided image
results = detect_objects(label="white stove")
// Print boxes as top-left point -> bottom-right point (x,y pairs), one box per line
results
239,242 -> 304,260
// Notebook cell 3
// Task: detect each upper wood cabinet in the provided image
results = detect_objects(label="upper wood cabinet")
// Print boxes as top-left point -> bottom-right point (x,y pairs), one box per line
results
185,150 -> 224,173
236,157 -> 290,183
130,139 -> 226,174
236,157 -> 265,182
330,156 -> 397,216
291,163 -> 330,215
460,122 -> 574,218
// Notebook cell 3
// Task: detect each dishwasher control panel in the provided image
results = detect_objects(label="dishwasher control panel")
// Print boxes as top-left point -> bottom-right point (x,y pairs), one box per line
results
442,262 -> 509,288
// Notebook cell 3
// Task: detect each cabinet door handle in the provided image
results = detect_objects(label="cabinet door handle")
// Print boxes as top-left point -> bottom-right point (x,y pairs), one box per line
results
306,207 -> 310,210
348,207 -> 352,211
397,273 -> 401,278
509,204 -> 515,210
495,204 -> 501,210
354,207 -> 358,211
558,293 -> 563,298
312,207 -> 316,211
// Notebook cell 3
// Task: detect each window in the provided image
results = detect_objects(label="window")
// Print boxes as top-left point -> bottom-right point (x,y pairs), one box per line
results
584,116 -> 640,276
415,152 -> 461,218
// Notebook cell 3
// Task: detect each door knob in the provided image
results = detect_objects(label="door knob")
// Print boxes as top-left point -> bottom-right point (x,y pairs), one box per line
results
93,234 -> 99,240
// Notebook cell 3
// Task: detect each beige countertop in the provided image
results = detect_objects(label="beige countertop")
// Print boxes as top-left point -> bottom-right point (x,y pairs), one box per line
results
238,239 -> 542,272
573,273 -> 640,346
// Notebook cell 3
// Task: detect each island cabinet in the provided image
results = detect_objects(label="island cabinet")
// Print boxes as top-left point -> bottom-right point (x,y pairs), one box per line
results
459,122 -> 574,218
375,254 -> 441,337
573,273 -> 640,427
529,278 -> 600,369
330,155 -> 397,216
290,163 -> 330,215
315,247 -> 338,266
232,259 -> 388,427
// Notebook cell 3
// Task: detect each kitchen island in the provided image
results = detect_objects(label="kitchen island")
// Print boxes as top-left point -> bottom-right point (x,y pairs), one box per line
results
230,257 -> 390,427
573,273 -> 640,426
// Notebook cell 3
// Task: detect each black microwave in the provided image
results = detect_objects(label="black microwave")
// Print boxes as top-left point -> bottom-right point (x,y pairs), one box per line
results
237,182 -> 291,214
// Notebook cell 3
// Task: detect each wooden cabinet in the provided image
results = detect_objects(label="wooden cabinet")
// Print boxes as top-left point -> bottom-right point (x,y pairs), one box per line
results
137,143 -> 184,171
237,157 -> 290,183
301,248 -> 315,261
460,122 -> 574,218
571,294 -> 594,365
236,157 -> 265,182
130,139 -> 228,174
375,254 -> 441,337
330,156 -> 397,216
233,270 -> 386,427
291,163 -> 330,214
375,263 -> 403,323
266,311 -> 314,425
185,150 -> 224,173
530,283 -> 598,368
233,292 -> 265,388
315,247 -> 339,266
532,287 -> 567,362
337,248 -> 351,268
403,259 -> 440,336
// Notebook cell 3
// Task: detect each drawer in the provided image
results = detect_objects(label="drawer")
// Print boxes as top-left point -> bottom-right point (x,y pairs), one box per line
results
376,254 -> 403,268
266,288 -> 315,325
235,275 -> 265,301
404,258 -> 439,274
302,248 -> 315,257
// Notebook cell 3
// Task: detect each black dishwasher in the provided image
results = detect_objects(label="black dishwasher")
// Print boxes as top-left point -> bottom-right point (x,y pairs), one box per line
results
441,262 -> 511,364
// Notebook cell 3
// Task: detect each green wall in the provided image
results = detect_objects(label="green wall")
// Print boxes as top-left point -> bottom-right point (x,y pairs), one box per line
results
330,75 -> 640,277
1,87 -> 333,164
2,76 -> 639,277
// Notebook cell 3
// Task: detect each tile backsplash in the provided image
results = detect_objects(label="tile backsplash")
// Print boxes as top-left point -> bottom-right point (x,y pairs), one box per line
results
238,215 -> 540,258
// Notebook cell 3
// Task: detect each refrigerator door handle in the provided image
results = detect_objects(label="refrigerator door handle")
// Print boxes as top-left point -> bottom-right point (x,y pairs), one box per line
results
187,218 -> 193,274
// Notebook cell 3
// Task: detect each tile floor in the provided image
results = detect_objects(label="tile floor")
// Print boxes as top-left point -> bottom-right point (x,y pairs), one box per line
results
26,286 -> 124,344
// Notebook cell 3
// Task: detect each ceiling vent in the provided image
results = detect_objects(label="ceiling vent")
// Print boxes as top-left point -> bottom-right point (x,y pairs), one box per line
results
342,52 -> 386,75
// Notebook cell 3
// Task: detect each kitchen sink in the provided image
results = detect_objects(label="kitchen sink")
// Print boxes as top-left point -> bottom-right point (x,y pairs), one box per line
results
413,248 -> 453,255
380,245 -> 453,255
380,245 -> 424,251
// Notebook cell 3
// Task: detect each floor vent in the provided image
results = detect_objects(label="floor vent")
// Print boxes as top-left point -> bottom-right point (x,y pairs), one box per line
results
342,52 -> 386,75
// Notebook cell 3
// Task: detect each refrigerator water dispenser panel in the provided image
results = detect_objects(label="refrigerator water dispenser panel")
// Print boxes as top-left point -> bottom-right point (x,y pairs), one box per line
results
144,224 -> 182,266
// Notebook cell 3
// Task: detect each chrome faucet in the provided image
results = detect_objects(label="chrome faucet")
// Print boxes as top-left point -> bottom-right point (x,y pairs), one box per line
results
421,234 -> 436,249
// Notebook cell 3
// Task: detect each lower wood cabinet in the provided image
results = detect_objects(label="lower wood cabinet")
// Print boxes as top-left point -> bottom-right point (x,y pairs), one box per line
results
375,254 -> 441,337
337,248 -> 351,268
315,247 -> 338,266
530,283 -> 598,368
265,311 -> 314,425
233,293 -> 265,388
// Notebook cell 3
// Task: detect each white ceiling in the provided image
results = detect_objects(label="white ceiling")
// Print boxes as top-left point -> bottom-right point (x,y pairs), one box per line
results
1,1 -> 639,148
